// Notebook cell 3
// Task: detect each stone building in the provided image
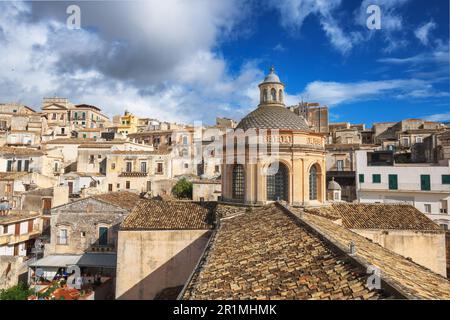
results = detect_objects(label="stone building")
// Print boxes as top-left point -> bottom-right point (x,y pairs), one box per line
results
46,191 -> 141,256
221,67 -> 327,206
293,102 -> 329,133
304,203 -> 447,276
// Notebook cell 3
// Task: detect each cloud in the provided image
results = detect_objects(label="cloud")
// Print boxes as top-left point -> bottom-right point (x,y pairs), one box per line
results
0,0 -> 261,124
425,112 -> 450,122
273,43 -> 286,52
415,21 -> 437,45
298,78 -> 448,106
267,0 -> 355,54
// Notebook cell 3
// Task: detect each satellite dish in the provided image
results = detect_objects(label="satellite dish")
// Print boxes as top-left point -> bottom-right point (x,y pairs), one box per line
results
35,268 -> 44,277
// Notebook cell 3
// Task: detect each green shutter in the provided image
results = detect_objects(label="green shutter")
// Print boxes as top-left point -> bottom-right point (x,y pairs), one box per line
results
372,174 -> 381,183
389,175 -> 398,190
421,175 -> 431,191
359,174 -> 364,183
442,175 -> 450,184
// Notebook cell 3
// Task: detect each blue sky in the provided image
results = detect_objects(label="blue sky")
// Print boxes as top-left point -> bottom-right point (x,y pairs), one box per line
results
0,0 -> 448,127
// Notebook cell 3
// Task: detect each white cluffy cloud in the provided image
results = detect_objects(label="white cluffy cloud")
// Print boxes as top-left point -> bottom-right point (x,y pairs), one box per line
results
297,79 -> 449,107
415,21 -> 437,45
0,0 -> 260,124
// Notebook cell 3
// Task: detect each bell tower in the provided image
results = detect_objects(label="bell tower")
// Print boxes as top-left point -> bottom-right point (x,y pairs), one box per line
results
258,66 -> 285,107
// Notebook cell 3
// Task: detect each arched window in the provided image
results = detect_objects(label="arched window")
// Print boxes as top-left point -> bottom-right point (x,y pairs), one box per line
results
267,162 -> 288,201
232,165 -> 245,200
309,164 -> 318,200
263,89 -> 268,102
279,89 -> 283,102
271,88 -> 277,101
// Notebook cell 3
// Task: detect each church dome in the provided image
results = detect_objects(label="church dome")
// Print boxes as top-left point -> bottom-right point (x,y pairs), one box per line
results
236,105 -> 310,131
262,66 -> 281,83
328,179 -> 342,191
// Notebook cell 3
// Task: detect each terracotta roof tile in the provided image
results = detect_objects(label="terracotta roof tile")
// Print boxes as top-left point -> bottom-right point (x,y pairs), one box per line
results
182,204 -> 386,300
92,191 -> 141,211
305,203 -> 441,231
121,200 -> 216,230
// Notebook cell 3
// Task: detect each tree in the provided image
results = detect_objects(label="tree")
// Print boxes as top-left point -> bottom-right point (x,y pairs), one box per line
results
171,178 -> 193,199
0,282 -> 33,300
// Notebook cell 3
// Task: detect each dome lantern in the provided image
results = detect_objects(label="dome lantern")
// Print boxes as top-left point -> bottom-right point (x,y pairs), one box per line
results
259,66 -> 285,107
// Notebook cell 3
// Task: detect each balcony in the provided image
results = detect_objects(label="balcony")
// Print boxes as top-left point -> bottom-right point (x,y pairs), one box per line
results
5,230 -> 41,245
118,171 -> 148,177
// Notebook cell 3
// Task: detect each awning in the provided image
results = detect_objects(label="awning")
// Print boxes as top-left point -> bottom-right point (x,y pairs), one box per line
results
29,253 -> 117,268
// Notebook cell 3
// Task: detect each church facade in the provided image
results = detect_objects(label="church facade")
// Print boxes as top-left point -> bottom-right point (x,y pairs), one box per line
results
221,67 -> 326,206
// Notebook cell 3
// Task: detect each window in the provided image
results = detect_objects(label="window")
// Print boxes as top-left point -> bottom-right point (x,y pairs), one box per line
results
184,163 -> 189,169
58,229 -> 68,245
267,163 -> 289,201
279,89 -> 283,102
126,162 -> 132,173
359,174 -> 364,183
98,227 -> 108,246
263,89 -> 268,102
89,155 -> 95,164
424,204 -> 432,214
232,164 -> 245,200
61,127 -> 65,135
6,160 -> 12,172
126,181 -> 130,189
420,175 -> 431,191
116,183 -> 120,189
182,136 -> 188,145
309,164 -> 318,200
372,174 -> 381,183
416,136 -> 423,143
156,163 -> 163,174
215,165 -> 220,173
402,137 -> 410,146
54,162 -> 59,173
147,181 -> 152,192
98,154 -> 102,159
111,163 -> 116,170
440,224 -> 449,231
81,231 -> 86,238
271,88 -> 276,101
24,160 -> 30,172
388,174 -> 398,190
60,114 -> 64,120
52,113 -> 57,120
140,162 -> 147,173
17,160 -> 22,172
336,160 -> 344,171
108,184 -> 113,192
442,175 -> 450,184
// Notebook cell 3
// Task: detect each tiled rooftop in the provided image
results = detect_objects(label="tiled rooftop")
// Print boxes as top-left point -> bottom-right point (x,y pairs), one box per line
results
298,210 -> 450,299
181,204 -> 450,300
121,200 -> 216,230
0,212 -> 40,225
182,204 -> 386,300
303,203 -> 442,231
92,191 -> 142,211
0,146 -> 44,156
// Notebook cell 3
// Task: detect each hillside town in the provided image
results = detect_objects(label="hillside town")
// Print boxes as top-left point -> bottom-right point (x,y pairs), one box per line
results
0,68 -> 449,300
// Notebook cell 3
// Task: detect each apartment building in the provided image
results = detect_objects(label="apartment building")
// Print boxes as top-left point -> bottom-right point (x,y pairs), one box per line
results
356,150 -> 450,229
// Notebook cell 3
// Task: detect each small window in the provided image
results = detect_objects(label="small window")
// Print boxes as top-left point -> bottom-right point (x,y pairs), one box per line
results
359,174 -> 364,183
424,204 -> 432,214
58,229 -> 68,245
126,162 -> 132,173
126,181 -> 130,189
156,163 -> 163,174
140,162 -> 147,173
6,160 -> 12,172
111,163 -> 116,170
372,174 -> 381,183
420,175 -> 431,191
81,231 -> 86,238
17,160 -> 22,172
98,155 -> 102,159
442,175 -> 450,184
98,227 -> 108,246
108,184 -> 113,192
89,155 -> 95,164
116,183 -> 120,189
336,160 -> 344,171
184,163 -> 189,169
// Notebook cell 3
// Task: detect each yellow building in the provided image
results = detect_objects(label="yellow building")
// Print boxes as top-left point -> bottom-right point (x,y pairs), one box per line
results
113,111 -> 139,135
221,67 -> 326,206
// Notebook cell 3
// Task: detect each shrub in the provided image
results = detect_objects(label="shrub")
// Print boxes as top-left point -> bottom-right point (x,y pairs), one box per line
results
171,178 -> 193,199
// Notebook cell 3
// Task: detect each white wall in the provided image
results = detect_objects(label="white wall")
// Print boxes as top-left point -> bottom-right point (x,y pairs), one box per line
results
356,150 -> 450,228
